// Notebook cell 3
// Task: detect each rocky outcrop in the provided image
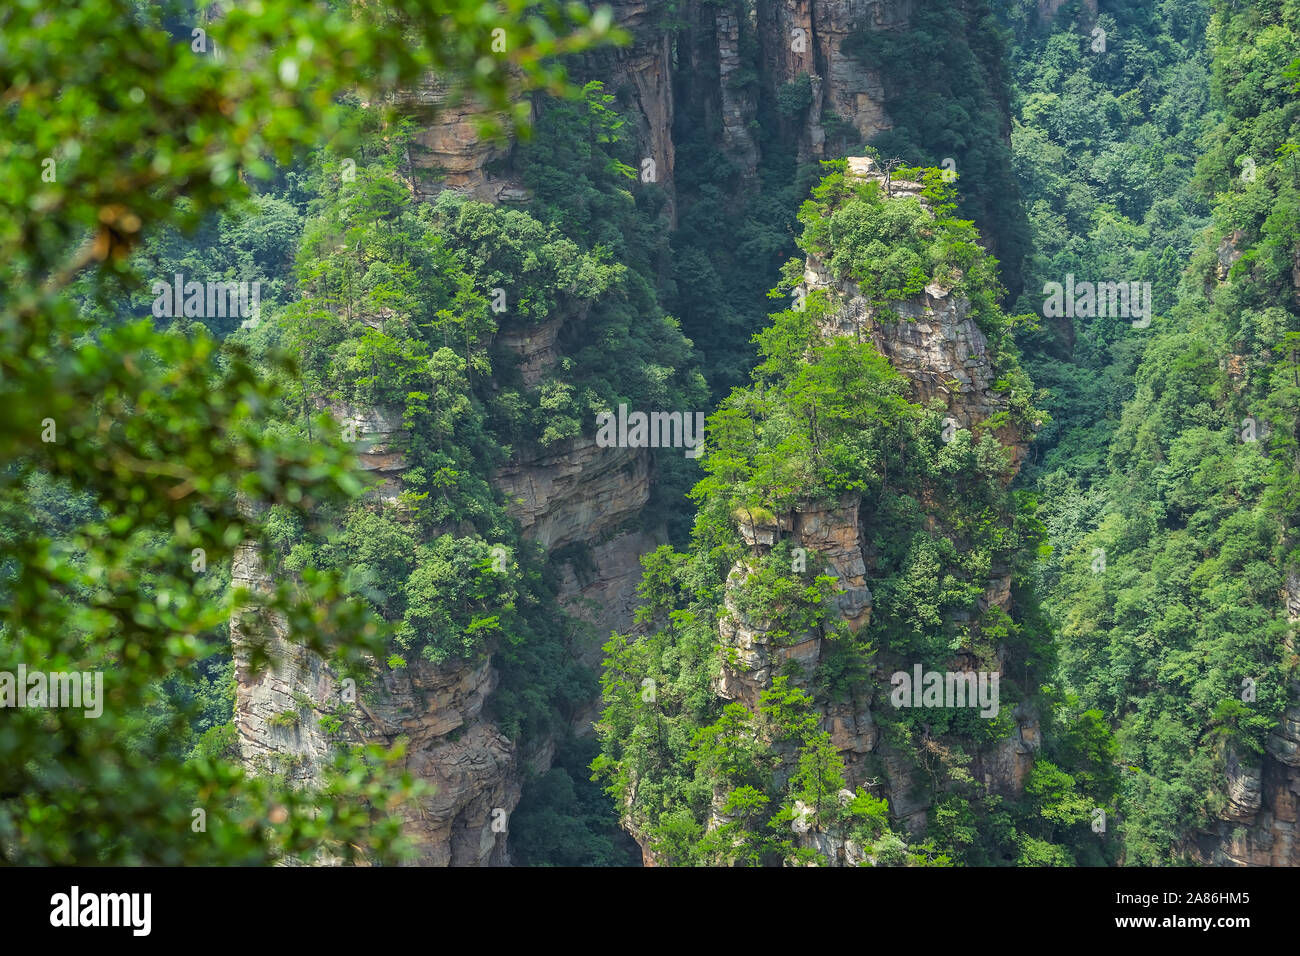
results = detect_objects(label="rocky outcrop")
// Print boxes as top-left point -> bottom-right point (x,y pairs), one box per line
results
495,317 -> 565,389
696,150 -> 1037,861
719,495 -> 871,707
239,0 -> 1024,868
717,561 -> 825,708
1193,569 -> 1300,866
1216,229 -> 1246,283
494,437 -> 653,552
233,544 -> 342,788
811,0 -> 903,148
978,701 -> 1042,795
733,495 -> 872,628
604,0 -> 677,221
1195,709 -> 1300,866
232,536 -> 526,865
794,497 -> 873,628
237,418 -> 660,867
757,0 -> 902,160
391,0 -> 907,211
558,528 -> 665,670
806,156 -> 1030,470
395,74 -> 531,204
807,258 -> 1002,425
396,0 -> 679,214
714,4 -> 761,180
330,402 -> 409,503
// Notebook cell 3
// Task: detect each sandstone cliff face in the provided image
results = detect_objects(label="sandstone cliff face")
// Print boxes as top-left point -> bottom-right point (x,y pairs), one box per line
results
395,75 -> 531,205
237,0 -> 1002,867
671,0 -> 902,181
232,524 -> 526,866
236,310 -> 661,865
700,153 -> 1037,857
603,0 -> 677,221
489,305 -> 663,647
394,0 -> 678,216
1193,569 -> 1300,866
493,426 -> 665,734
232,403 -> 529,865
719,495 -> 871,708
392,0 -> 907,212
330,402 -> 409,504
238,5 -> 682,859
758,0 -> 902,160
809,157 -> 1030,469
495,318 -> 565,390
494,437 -> 652,552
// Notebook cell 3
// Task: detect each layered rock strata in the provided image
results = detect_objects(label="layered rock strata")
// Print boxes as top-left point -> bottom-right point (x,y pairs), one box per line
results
700,153 -> 1037,857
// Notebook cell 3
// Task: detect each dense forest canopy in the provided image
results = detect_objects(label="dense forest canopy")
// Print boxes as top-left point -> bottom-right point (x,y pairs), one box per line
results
1,0 -> 1297,871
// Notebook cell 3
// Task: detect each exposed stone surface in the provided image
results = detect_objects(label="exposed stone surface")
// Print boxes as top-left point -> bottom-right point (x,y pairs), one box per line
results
558,527 -> 666,674
232,539 -> 524,865
805,156 -> 1030,470
233,543 -> 338,786
389,0 -> 905,212
238,0 -> 1057,868
494,436 -> 653,551
714,4 -> 761,180
976,701 -> 1042,796
824,698 -> 878,755
1200,696 -> 1300,865
329,402 -> 409,503
394,74 -> 529,204
1224,745 -> 1264,822
1216,229 -> 1246,282
495,317 -> 565,389
877,742 -> 931,831
717,561 -> 821,708
1192,568 -> 1300,865
699,148 -> 1038,862
621,37 -> 677,224
757,0 -> 902,161
239,400 -> 660,866
721,495 -> 871,706
793,495 -> 873,628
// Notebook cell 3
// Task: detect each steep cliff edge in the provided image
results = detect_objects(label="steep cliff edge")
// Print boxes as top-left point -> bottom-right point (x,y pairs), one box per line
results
758,0 -> 903,161
714,156 -> 1037,847
234,533 -> 521,865
232,127 -> 683,865
234,370 -> 657,864
390,0 -> 912,213
806,159 -> 1029,470
234,0 -> 1029,866
595,154 -> 1058,866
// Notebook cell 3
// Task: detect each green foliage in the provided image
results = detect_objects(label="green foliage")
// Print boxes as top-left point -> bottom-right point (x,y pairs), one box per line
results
509,736 -> 639,866
777,73 -> 815,117
396,537 -> 516,665
1006,0 -> 1215,481
846,0 -> 1032,297
796,164 -> 1010,333
1024,0 -> 1300,862
596,164 -> 1053,865
0,0 -> 617,865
